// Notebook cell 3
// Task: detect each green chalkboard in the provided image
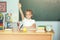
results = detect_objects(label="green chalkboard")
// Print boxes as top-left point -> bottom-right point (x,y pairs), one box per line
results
19,0 -> 60,21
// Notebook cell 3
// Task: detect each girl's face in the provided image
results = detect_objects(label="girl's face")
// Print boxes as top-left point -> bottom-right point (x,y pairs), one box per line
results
25,11 -> 32,19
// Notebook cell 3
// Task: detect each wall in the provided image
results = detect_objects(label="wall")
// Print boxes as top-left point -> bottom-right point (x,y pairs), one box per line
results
58,22 -> 60,40
0,0 -> 19,22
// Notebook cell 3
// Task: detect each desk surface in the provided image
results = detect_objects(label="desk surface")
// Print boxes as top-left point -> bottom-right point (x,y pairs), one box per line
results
0,31 -> 54,35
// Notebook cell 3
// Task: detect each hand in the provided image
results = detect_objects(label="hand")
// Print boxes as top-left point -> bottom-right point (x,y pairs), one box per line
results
18,3 -> 22,9
17,21 -> 20,26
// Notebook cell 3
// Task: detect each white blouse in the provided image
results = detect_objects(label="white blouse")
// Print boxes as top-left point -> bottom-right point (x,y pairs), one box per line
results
22,18 -> 36,27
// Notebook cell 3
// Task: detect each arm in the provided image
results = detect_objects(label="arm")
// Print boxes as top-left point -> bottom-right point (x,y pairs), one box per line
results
25,24 -> 36,29
20,8 -> 24,20
31,24 -> 36,29
18,3 -> 24,20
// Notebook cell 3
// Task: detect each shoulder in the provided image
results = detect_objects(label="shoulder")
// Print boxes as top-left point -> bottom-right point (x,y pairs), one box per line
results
22,17 -> 27,21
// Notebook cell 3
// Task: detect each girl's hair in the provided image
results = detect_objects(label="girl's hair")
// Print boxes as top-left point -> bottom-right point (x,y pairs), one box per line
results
25,9 -> 33,14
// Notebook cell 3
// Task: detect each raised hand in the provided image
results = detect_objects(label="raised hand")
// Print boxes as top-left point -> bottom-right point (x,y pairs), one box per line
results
18,3 -> 24,20
18,3 -> 22,9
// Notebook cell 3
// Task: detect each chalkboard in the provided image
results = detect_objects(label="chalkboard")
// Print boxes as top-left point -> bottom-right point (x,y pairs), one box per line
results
19,0 -> 60,21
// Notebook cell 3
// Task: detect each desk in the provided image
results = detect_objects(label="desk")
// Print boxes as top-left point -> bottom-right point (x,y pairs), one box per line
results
0,31 -> 53,40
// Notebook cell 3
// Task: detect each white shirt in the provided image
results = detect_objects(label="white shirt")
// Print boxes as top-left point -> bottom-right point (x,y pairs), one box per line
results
22,18 -> 36,27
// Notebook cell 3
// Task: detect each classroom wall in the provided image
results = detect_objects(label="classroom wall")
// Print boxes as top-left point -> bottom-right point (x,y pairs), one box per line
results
0,0 -> 19,22
58,22 -> 60,40
0,0 -> 60,40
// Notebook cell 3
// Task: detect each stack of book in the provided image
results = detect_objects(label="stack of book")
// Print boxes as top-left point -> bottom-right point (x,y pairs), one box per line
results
36,25 -> 46,32
5,29 -> 12,32
0,13 -> 4,31
0,20 -> 3,31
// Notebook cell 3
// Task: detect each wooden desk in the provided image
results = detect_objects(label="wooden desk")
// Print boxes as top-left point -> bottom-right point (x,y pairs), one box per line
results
0,31 -> 53,40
